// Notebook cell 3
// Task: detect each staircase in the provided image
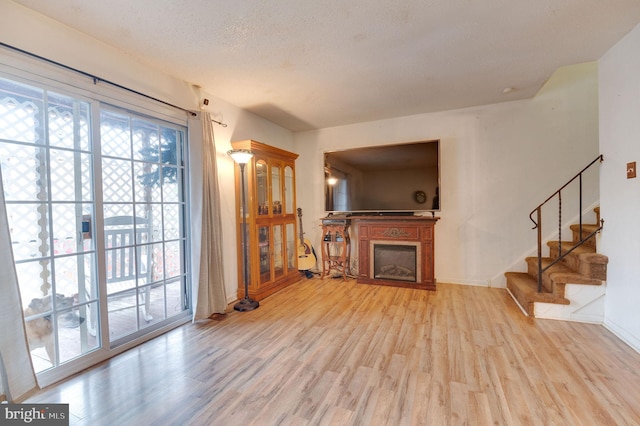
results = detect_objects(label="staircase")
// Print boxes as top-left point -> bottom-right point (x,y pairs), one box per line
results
506,206 -> 608,322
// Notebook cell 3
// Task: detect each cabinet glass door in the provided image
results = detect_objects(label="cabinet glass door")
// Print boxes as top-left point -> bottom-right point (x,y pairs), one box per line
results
286,222 -> 296,272
258,225 -> 270,283
273,224 -> 283,278
256,160 -> 268,216
284,166 -> 294,215
271,164 -> 281,215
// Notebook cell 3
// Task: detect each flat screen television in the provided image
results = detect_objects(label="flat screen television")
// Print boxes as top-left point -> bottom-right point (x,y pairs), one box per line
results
324,139 -> 440,214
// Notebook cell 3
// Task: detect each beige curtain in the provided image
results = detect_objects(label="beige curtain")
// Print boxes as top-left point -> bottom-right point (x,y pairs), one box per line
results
193,112 -> 228,319
0,166 -> 38,402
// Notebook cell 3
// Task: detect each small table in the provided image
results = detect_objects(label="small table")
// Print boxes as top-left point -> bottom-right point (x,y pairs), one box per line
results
320,221 -> 351,280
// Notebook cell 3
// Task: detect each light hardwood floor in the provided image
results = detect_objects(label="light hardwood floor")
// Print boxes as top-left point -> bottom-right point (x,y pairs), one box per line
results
27,278 -> 640,425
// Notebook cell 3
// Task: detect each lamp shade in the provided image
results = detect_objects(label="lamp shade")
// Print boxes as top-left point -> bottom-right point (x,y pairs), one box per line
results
228,149 -> 253,164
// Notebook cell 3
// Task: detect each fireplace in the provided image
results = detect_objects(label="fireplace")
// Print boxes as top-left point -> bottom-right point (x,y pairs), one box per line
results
371,241 -> 420,283
352,216 -> 438,290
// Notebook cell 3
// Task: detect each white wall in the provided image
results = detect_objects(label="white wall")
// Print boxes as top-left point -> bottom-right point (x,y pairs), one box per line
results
0,1 -> 294,303
599,22 -> 640,352
295,62 -> 600,287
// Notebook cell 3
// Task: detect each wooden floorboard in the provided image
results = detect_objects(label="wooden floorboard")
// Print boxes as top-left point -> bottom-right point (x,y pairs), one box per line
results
26,278 -> 640,425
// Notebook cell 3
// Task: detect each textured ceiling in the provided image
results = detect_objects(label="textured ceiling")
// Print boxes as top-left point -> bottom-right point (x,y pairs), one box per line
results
11,0 -> 640,132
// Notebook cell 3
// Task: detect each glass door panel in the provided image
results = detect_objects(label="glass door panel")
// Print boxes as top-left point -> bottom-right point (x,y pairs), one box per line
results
258,225 -> 271,284
271,164 -> 281,215
284,166 -> 294,214
273,224 -> 283,278
285,222 -> 295,272
0,79 -> 99,372
256,160 -> 268,216
101,109 -> 189,345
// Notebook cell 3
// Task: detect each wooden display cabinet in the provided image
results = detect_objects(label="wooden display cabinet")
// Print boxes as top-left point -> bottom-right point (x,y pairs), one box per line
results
231,140 -> 300,301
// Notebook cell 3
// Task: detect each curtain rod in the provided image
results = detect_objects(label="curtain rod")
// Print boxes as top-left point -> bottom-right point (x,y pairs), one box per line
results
0,42 -> 228,127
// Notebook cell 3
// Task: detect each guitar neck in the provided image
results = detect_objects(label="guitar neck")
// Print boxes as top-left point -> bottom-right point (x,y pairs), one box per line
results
297,208 -> 307,243
298,215 -> 304,241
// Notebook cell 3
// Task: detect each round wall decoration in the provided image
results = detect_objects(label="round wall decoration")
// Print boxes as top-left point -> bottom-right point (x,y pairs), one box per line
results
414,190 -> 427,204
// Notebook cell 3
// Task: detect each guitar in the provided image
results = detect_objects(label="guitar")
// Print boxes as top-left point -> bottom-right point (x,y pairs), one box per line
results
296,208 -> 317,271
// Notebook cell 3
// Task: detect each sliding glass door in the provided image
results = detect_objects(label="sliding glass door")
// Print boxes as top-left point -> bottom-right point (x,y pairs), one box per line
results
0,76 -> 190,375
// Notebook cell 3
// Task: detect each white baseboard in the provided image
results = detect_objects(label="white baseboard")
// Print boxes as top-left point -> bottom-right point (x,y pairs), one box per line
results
436,277 -> 490,287
603,318 -> 640,354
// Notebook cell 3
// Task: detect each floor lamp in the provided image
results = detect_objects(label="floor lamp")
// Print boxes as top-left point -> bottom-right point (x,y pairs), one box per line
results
228,149 -> 260,312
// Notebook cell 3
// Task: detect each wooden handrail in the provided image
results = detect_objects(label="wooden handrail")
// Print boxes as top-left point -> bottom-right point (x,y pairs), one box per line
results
529,155 -> 604,292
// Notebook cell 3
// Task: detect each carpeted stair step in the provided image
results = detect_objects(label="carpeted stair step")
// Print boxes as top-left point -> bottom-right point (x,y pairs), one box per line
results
569,223 -> 601,249
526,257 -> 603,296
546,241 -> 608,280
506,272 -> 569,316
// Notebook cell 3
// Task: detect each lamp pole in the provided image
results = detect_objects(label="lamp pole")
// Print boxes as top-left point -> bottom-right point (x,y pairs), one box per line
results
228,149 -> 259,311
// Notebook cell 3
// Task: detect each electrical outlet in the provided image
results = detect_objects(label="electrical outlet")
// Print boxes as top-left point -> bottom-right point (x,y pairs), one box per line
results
627,161 -> 636,179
